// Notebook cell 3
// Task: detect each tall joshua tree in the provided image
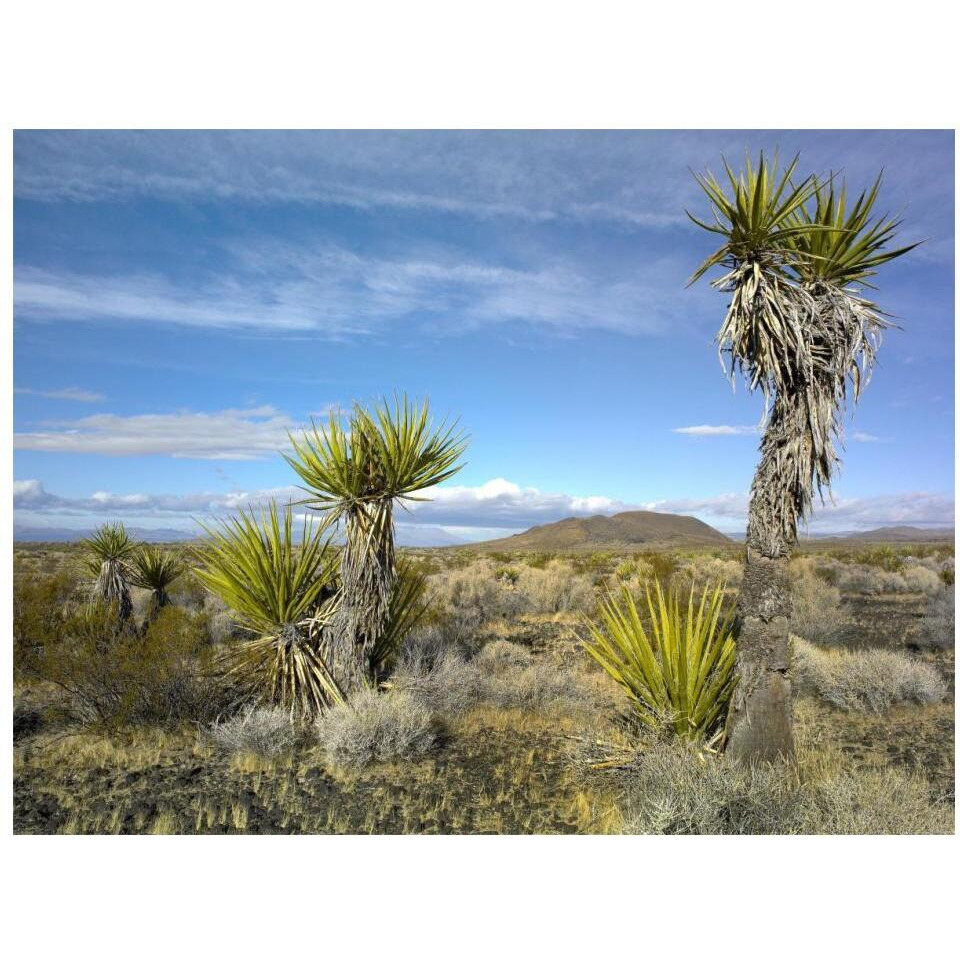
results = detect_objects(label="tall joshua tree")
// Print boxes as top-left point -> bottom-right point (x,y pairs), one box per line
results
689,154 -> 916,762
82,522 -> 139,624
286,396 -> 467,694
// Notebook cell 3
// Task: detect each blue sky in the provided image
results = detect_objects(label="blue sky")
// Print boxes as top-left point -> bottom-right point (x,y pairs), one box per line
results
12,130 -> 955,542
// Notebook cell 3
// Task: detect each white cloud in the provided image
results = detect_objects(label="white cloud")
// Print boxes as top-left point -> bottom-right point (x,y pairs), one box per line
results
644,491 -> 954,533
13,406 -> 313,460
15,386 -> 105,402
673,425 -> 760,436
14,477 -> 952,542
14,239 -> 683,337
851,431 -> 891,443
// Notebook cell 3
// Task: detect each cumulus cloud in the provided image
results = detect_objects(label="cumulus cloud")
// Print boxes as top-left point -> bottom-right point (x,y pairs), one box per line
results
13,478 -> 954,542
13,406 -> 314,460
15,386 -> 105,402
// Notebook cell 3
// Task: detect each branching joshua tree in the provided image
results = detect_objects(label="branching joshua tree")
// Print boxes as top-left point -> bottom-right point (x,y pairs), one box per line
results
689,154 -> 916,762
286,396 -> 467,694
130,546 -> 186,619
193,504 -> 343,716
82,522 -> 139,624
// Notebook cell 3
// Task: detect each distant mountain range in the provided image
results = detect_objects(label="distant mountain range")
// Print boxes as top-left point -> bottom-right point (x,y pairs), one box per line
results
13,520 -> 953,548
13,525 -> 202,544
828,525 -> 954,543
462,510 -> 732,551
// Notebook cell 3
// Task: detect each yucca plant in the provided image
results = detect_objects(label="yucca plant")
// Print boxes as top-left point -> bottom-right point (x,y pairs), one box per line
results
286,395 -> 467,693
370,560 -> 430,680
81,522 -> 140,624
130,546 -> 186,618
583,580 -> 737,742
193,503 -> 342,716
689,153 -> 916,762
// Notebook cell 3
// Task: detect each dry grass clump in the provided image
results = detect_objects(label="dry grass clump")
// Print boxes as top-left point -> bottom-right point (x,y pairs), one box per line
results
611,740 -> 951,835
315,689 -> 439,768
206,705 -> 299,757
790,557 -> 852,643
792,636 -> 946,713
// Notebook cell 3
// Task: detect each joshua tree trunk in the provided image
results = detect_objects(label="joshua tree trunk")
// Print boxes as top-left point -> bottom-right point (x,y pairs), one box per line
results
325,503 -> 396,695
724,399 -> 798,763
94,559 -> 133,625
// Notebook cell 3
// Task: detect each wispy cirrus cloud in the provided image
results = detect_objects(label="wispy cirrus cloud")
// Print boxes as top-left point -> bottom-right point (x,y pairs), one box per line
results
14,240 -> 685,337
851,431 -> 892,443
14,385 -> 105,402
673,424 -> 760,436
13,405 -> 317,460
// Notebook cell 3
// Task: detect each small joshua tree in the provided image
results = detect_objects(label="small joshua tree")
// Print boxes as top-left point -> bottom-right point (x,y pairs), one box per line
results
194,503 -> 342,716
82,522 -> 139,624
130,546 -> 186,620
286,396 -> 467,694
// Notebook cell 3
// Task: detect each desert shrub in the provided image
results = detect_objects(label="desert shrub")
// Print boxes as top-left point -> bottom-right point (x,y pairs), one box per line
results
673,556 -> 743,591
792,636 -> 946,712
790,558 -> 852,644
581,581 -> 736,741
612,741 -> 951,835
315,689 -> 438,768
13,570 -> 83,676
855,544 -> 906,573
939,556 -> 955,587
901,565 -> 944,596
614,561 -> 636,582
393,640 -> 604,716
392,649 -> 484,714
428,560 -> 529,641
24,602 -> 223,730
517,560 -> 596,614
480,657 -> 599,711
917,589 -> 955,649
475,639 -> 534,668
206,705 -> 299,756
644,553 -> 679,583
171,569 -> 214,612
836,564 -> 909,595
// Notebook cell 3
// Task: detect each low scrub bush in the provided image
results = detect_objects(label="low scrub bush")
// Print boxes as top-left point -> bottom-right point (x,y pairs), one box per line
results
392,640 -> 604,716
836,564 -> 909,595
918,588 -> 955,649
517,560 -> 596,614
315,689 -> 438,768
792,636 -> 946,712
207,704 -> 299,757
22,603 -> 224,731
901,565 -> 944,596
673,556 -> 743,591
612,740 -> 951,835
